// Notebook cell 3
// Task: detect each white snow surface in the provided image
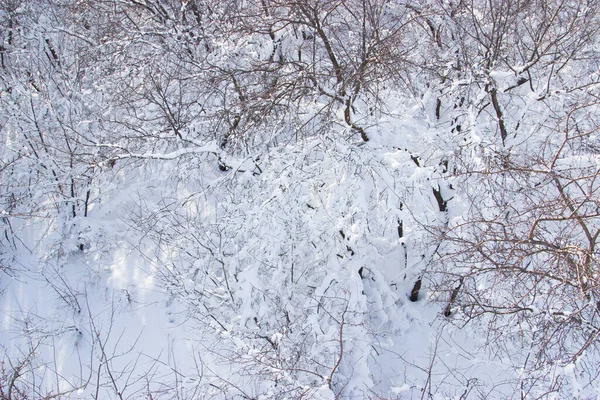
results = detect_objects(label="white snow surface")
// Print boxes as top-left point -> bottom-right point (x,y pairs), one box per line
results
1,1 -> 600,399
3,114 -> 597,398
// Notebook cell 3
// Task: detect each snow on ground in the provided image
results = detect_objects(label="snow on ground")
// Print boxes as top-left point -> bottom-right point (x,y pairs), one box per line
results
0,109 -> 568,399
2,1 -> 600,398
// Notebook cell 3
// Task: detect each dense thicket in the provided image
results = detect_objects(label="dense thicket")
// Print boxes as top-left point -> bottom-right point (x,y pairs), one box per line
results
1,1 -> 600,398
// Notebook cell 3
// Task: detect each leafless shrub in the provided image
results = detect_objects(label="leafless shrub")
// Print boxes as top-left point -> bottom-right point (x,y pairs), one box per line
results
433,100 -> 600,394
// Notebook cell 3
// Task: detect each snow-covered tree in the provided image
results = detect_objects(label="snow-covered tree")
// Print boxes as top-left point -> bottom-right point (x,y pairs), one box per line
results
1,0 -> 600,398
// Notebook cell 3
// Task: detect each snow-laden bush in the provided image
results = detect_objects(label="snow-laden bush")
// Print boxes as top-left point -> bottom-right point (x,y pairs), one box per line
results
121,132 -> 446,397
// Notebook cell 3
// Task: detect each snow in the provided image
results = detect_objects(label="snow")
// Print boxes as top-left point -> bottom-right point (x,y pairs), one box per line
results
2,0 -> 600,398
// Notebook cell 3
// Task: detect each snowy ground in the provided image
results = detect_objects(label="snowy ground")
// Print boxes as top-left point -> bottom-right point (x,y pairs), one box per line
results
2,1 -> 600,398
